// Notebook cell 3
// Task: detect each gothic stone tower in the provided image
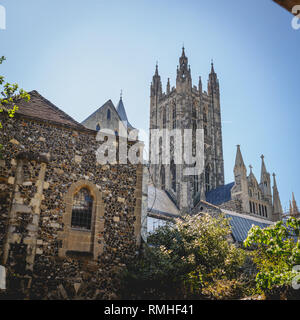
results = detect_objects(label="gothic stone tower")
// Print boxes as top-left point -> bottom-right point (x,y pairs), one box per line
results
149,48 -> 225,213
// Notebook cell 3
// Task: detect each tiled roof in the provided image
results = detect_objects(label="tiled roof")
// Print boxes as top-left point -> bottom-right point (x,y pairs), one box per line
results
16,90 -> 84,129
222,209 -> 273,243
148,185 -> 180,217
205,182 -> 234,205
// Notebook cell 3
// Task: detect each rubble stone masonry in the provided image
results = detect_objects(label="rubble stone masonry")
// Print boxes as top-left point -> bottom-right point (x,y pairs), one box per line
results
0,113 -> 143,299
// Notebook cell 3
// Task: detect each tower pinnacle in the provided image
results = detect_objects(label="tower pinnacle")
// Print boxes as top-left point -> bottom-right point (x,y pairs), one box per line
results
234,145 -> 246,168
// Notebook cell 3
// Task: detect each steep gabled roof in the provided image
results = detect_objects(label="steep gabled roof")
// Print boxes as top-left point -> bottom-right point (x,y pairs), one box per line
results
81,99 -> 116,124
15,90 -> 84,129
116,98 -> 134,129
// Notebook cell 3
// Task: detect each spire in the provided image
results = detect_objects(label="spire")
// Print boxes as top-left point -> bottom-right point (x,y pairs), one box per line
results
181,46 -> 186,58
273,173 -> 277,189
272,173 -> 283,219
116,93 -> 133,129
260,154 -> 267,183
208,59 -> 219,95
176,46 -> 191,91
166,78 -> 170,94
210,59 -> 215,74
289,200 -> 293,215
234,145 -> 246,168
151,62 -> 162,97
155,61 -> 159,76
198,76 -> 202,93
291,192 -> 299,216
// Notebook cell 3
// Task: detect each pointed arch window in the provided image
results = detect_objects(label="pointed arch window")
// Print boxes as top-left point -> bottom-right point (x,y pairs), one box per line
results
172,105 -> 176,129
71,188 -> 93,230
107,109 -> 111,120
163,108 -> 167,128
205,165 -> 210,192
161,165 -> 165,190
171,160 -> 176,192
170,136 -> 174,158
96,124 -> 100,131
159,137 -> 162,164
192,120 -> 197,156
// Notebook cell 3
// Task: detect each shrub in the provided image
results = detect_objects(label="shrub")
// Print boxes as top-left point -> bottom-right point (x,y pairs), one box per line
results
121,213 -> 245,299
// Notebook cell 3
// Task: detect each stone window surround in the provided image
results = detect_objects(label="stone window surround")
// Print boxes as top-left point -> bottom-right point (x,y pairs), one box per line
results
58,180 -> 104,260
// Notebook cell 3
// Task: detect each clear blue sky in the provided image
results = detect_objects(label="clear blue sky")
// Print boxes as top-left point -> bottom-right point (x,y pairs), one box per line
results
1,0 -> 299,212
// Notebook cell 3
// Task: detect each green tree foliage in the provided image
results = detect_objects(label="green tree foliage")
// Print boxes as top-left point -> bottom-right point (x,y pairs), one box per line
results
0,56 -> 30,126
244,217 -> 300,291
0,56 -> 30,151
121,213 -> 245,299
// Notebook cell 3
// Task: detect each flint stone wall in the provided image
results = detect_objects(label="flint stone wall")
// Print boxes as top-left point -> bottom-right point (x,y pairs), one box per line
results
0,114 -> 143,299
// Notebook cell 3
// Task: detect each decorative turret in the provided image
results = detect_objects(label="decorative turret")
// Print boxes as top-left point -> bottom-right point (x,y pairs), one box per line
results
272,173 -> 283,221
259,155 -> 272,202
232,145 -> 249,212
176,47 -> 192,92
198,76 -> 202,93
208,60 -> 219,96
150,63 -> 162,98
166,78 -> 170,95
234,145 -> 247,175
290,192 -> 300,217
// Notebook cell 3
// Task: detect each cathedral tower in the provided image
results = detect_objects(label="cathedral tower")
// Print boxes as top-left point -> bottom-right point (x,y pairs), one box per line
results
149,48 -> 225,213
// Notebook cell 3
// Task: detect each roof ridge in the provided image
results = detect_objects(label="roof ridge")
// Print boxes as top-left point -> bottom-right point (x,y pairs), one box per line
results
28,90 -> 83,128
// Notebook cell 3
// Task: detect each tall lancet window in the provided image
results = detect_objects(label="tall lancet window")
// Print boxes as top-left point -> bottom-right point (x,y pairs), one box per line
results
172,105 -> 176,129
192,120 -> 196,156
159,137 -> 162,164
161,165 -> 165,190
171,160 -> 176,192
71,188 -> 93,230
163,108 -> 167,128
205,165 -> 210,192
107,109 -> 111,120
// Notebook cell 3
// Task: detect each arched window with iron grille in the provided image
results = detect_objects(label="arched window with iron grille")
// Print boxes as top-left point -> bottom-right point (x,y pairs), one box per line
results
71,188 -> 93,230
